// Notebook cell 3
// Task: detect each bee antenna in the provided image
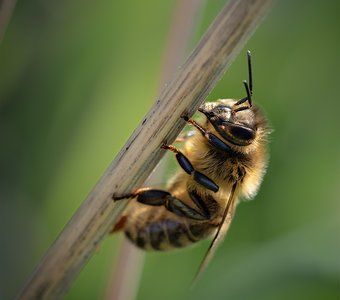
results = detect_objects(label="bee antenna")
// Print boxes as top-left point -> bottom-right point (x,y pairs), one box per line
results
243,80 -> 252,107
234,80 -> 252,109
247,50 -> 253,95
233,51 -> 253,111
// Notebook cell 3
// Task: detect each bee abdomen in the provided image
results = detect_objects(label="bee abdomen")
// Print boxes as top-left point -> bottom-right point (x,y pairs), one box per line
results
125,217 -> 213,251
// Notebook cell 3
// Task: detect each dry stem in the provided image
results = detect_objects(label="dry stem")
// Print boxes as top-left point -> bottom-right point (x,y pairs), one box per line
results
105,1 -> 206,299
17,0 -> 272,299
0,0 -> 17,43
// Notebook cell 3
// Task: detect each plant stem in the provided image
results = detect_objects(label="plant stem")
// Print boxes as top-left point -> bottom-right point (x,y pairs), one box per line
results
0,0 -> 17,43
105,1 -> 206,299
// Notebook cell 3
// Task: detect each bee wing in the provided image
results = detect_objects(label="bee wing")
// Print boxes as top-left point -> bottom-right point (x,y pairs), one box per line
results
175,130 -> 196,143
193,183 -> 238,284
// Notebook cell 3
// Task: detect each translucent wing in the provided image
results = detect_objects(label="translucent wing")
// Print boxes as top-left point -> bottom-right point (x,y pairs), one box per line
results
175,130 -> 196,143
193,182 -> 238,284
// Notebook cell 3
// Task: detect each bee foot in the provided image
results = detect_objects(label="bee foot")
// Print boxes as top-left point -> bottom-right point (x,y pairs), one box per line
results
180,113 -> 190,121
112,193 -> 132,201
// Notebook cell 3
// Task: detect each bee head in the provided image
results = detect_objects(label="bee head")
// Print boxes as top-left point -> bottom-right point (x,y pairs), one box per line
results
199,99 -> 257,146
198,50 -> 267,148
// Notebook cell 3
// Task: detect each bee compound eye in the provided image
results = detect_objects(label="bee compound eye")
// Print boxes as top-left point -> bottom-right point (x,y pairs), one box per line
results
230,125 -> 255,141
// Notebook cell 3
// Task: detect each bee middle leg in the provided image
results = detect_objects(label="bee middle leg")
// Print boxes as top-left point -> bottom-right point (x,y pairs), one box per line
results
113,188 -> 210,221
161,144 -> 219,193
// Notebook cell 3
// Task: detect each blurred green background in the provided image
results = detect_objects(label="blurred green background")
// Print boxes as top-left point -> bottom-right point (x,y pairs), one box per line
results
1,0 -> 339,299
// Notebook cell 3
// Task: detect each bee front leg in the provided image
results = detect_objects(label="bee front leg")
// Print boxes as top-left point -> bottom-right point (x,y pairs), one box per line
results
181,114 -> 232,153
113,188 -> 209,221
161,144 -> 219,193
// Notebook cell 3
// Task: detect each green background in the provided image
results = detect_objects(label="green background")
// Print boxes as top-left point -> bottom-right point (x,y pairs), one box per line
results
1,0 -> 339,299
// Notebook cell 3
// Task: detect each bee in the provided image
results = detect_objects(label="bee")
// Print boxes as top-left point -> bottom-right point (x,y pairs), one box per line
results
112,51 -> 270,276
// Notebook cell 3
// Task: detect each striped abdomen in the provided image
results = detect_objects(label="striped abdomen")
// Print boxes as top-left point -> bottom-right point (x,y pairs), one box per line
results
123,204 -> 216,251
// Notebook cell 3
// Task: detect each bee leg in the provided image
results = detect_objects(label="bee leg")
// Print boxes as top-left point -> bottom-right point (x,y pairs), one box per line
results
189,189 -> 218,220
181,115 -> 232,153
112,188 -> 168,203
114,188 -> 209,220
161,144 -> 219,193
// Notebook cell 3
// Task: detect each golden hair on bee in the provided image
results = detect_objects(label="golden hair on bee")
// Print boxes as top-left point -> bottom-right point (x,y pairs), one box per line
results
112,50 -> 271,278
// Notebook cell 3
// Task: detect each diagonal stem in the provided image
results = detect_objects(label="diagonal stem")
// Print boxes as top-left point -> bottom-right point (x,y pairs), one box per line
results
0,0 -> 17,44
106,1 -> 206,299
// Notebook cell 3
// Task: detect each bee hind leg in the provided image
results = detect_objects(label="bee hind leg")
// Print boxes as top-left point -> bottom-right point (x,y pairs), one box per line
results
113,188 -> 209,221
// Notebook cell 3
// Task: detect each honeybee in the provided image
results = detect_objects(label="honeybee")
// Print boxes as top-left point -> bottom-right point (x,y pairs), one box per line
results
113,51 -> 270,276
